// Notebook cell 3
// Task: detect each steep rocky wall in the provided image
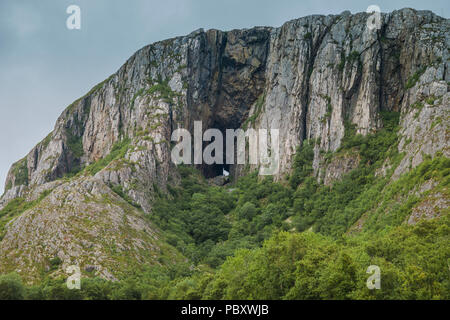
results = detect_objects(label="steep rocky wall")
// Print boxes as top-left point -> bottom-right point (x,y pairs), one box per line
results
1,8 -> 448,212
0,176 -> 183,282
0,8 -> 448,282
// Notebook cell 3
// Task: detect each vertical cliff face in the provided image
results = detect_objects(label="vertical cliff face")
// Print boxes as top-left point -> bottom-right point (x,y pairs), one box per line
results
0,8 -> 448,280
3,9 -> 447,206
1,26 -> 274,210
254,9 -> 448,180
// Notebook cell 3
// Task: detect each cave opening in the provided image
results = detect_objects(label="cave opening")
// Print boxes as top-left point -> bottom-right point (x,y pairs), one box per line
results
201,162 -> 230,179
199,116 -> 240,180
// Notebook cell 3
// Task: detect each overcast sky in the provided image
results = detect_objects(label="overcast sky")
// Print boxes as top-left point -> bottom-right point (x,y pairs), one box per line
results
0,0 -> 448,194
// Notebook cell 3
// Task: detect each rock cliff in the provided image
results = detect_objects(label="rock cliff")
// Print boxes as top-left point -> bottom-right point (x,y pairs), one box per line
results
0,8 -> 448,281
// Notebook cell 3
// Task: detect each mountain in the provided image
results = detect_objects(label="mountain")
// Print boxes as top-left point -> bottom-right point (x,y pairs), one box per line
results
0,8 -> 448,298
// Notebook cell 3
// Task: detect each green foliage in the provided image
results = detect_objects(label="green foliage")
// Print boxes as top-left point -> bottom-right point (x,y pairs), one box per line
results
1,106 -> 448,300
339,121 -> 365,150
147,80 -> 178,103
291,112 -> 402,236
0,189 -> 52,238
338,112 -> 399,167
0,192 -> 44,218
238,202 -> 257,220
150,164 -> 294,269
65,129 -> 84,158
49,257 -> 62,267
338,51 -> 360,71
321,95 -> 332,122
347,51 -> 360,64
6,211 -> 449,300
425,95 -> 437,105
150,166 -> 234,264
111,184 -> 141,208
362,155 -> 450,233
199,215 -> 450,300
12,158 -> 29,187
42,132 -> 53,149
289,140 -> 315,188
243,93 -> 265,130
85,138 -> 131,176
0,273 -> 25,300
5,181 -> 12,192
338,52 -> 346,71
48,257 -> 62,271
130,88 -> 145,109
405,66 -> 426,89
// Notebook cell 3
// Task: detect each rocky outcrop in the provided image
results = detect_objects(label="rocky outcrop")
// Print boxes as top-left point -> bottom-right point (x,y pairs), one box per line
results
393,80 -> 449,179
0,8 -> 448,280
320,150 -> 360,186
0,176 -> 182,282
3,9 -> 448,205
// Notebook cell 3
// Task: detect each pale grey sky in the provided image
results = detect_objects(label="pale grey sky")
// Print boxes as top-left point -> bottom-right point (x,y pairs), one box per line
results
0,0 -> 448,194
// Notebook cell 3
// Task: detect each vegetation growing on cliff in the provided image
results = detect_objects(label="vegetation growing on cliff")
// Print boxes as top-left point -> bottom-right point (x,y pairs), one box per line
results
0,190 -> 52,241
0,107 -> 448,299
1,211 -> 448,300
5,158 -> 29,191
1,96 -> 449,301
84,138 -> 131,176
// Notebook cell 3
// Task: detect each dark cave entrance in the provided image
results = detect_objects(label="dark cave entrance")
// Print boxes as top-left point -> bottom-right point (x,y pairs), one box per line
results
202,162 -> 230,179
199,121 -> 232,180
198,113 -> 246,180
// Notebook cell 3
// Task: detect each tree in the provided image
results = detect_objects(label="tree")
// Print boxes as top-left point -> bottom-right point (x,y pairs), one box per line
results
0,273 -> 25,300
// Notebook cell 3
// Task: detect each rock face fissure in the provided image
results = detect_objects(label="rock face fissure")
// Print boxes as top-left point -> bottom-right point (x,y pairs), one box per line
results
0,9 -> 448,280
184,28 -> 271,178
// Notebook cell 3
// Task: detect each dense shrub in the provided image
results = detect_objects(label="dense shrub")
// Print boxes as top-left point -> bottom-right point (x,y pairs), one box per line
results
0,273 -> 25,300
1,109 -> 448,300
